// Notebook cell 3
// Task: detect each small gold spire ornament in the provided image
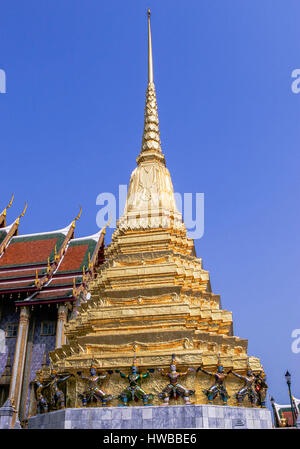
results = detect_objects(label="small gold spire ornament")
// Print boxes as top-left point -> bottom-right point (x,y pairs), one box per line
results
88,252 -> 92,270
16,202 -> 27,225
2,193 -> 14,218
35,270 -> 39,286
147,9 -> 153,84
54,244 -> 59,262
102,215 -> 112,235
72,205 -> 82,228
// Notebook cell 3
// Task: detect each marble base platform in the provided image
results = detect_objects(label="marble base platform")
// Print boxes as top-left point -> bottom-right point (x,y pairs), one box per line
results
0,398 -> 21,429
28,404 -> 273,429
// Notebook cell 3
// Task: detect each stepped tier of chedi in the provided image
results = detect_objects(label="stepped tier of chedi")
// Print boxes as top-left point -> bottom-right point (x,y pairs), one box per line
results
48,11 -> 264,406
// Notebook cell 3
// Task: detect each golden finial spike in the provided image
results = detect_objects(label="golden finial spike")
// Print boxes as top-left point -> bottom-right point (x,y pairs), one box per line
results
35,270 -> 38,286
3,193 -> 14,218
147,9 -> 153,84
16,202 -> 27,225
20,202 -> 27,218
72,205 -> 82,229
7,193 -> 14,209
75,205 -> 82,222
47,257 -> 50,272
102,215 -> 112,235
54,244 -> 60,262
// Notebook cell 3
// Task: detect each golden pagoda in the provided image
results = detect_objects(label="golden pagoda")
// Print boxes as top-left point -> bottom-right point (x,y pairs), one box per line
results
49,10 -> 264,407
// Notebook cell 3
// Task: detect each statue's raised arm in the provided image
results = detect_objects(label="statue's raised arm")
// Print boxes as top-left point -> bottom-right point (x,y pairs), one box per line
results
231,371 -> 245,380
197,366 -> 213,377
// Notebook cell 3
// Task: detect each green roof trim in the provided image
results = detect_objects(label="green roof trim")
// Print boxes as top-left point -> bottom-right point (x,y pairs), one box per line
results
0,268 -> 47,281
0,230 -> 7,245
278,404 -> 300,416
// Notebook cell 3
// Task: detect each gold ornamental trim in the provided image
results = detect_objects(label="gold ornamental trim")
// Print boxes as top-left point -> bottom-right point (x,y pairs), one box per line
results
85,338 -> 194,354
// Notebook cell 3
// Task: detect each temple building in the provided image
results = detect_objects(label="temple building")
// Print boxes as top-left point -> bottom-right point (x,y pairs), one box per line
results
0,198 -> 105,420
46,11 -> 266,410
270,396 -> 300,427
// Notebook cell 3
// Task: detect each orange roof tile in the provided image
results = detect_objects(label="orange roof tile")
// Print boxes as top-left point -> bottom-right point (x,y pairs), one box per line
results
57,244 -> 88,272
0,238 -> 57,267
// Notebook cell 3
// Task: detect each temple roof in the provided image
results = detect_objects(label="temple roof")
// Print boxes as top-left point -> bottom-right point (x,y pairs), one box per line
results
0,224 -> 72,269
271,396 -> 300,427
24,232 -> 105,305
0,201 -> 105,305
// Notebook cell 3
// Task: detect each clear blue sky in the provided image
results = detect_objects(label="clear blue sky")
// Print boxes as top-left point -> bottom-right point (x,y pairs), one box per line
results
1,1 -> 300,407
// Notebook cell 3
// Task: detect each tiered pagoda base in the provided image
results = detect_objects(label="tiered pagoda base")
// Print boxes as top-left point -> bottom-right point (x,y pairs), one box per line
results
28,405 -> 272,429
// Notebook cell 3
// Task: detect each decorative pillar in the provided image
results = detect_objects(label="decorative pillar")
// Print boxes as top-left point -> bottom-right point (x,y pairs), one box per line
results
8,307 -> 30,411
55,305 -> 67,348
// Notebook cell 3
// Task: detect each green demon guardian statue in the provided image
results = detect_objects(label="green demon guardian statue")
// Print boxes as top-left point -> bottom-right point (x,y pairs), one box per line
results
116,356 -> 154,406
197,362 -> 231,405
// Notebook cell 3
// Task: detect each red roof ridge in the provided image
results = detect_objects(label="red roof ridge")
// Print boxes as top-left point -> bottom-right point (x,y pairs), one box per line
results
71,227 -> 104,243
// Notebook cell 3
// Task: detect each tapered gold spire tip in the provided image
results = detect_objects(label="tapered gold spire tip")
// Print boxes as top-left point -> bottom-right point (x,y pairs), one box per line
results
147,8 -> 153,84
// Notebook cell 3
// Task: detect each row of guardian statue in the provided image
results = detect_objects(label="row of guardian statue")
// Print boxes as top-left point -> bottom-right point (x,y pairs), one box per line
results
34,354 -> 267,413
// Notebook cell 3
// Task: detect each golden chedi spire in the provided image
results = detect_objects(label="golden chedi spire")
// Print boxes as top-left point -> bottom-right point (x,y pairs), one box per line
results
137,9 -> 164,165
119,10 -> 183,231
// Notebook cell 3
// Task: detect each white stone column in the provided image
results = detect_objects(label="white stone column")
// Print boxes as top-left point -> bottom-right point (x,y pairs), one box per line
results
55,305 -> 67,348
9,307 -> 30,411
